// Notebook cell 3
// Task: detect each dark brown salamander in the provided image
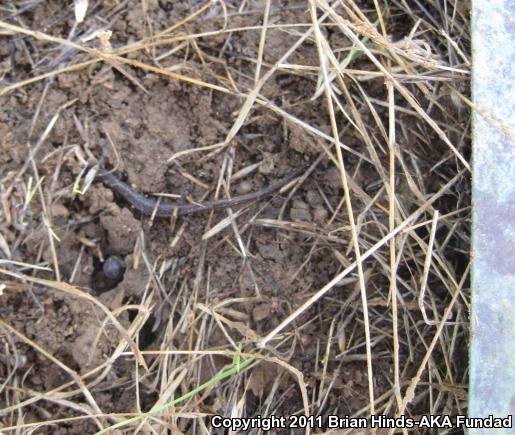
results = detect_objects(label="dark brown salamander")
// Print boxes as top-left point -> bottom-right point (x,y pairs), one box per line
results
94,165 -> 306,217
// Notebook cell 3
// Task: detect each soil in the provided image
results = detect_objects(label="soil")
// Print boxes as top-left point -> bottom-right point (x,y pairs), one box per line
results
0,1 -> 470,433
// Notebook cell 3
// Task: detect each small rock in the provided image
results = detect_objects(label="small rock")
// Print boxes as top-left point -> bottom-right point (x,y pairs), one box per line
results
103,256 -> 125,281
257,243 -> 284,260
290,200 -> 312,222
253,304 -> 272,322
313,206 -> 328,223
50,203 -> 69,219
306,190 -> 322,206
236,180 -> 253,194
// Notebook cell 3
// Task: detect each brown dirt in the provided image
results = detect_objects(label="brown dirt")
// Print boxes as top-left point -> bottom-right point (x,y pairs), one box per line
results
0,1 -> 470,434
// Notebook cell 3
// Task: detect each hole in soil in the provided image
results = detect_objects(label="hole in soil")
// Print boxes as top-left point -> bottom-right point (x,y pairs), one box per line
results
128,309 -> 158,349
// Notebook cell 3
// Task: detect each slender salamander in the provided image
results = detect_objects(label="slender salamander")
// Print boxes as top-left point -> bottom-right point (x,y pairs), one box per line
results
94,164 -> 306,217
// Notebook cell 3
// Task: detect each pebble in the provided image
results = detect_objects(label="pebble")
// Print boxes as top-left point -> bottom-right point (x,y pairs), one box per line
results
102,256 -> 125,281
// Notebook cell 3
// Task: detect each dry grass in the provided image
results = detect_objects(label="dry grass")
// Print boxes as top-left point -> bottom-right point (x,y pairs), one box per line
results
0,0 -> 470,433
